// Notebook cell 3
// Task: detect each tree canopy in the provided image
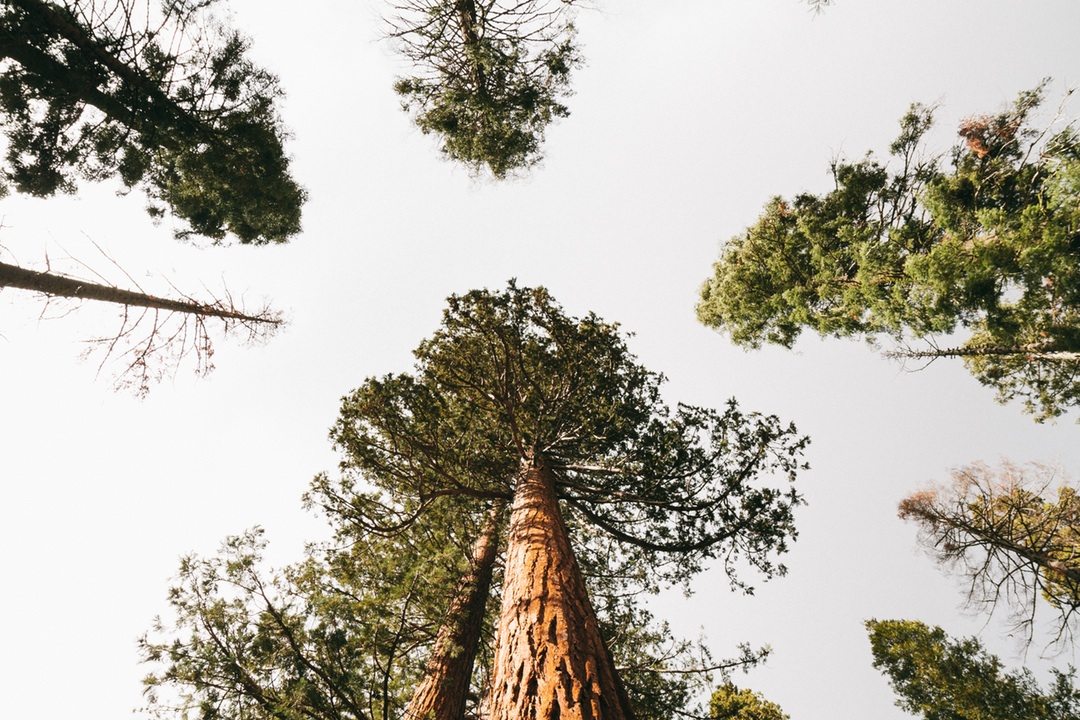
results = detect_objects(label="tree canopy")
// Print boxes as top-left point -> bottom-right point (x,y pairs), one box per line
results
697,83 -> 1080,421
322,282 -> 808,594
709,683 -> 789,720
142,282 -> 809,720
899,461 -> 1080,646
0,0 -> 305,243
868,619 -> 1080,720
140,515 -> 481,720
319,282 -> 808,719
387,0 -> 579,178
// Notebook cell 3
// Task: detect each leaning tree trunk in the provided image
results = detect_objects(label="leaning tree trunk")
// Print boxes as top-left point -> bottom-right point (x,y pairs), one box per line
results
406,502 -> 504,720
0,260 -> 278,325
487,454 -> 635,720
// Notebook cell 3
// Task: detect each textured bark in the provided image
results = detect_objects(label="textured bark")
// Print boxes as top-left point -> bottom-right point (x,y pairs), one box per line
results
488,456 -> 635,720
0,260 -> 278,324
406,503 -> 504,720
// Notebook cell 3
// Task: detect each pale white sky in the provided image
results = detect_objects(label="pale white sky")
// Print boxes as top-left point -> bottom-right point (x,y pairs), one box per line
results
2,1 -> 1080,718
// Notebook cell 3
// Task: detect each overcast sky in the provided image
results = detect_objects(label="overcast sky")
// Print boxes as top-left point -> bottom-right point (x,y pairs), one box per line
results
2,1 -> 1080,718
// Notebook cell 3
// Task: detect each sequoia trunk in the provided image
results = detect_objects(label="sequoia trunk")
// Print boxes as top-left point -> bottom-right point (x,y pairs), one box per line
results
406,503 -> 503,720
487,456 -> 635,720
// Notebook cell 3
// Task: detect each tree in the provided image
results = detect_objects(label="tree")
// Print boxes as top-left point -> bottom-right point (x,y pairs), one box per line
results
140,500 -> 495,720
403,502 -> 504,720
708,683 -> 788,720
0,0 -> 305,243
867,619 -> 1080,720
319,282 -> 808,720
0,0 -> 305,390
387,0 -> 580,178
143,283 -> 808,720
898,461 -> 1080,646
697,83 -> 1080,421
0,256 -> 281,395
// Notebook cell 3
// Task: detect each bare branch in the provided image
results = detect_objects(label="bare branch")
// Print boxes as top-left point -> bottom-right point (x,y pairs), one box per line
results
899,460 -> 1080,650
0,254 -> 283,395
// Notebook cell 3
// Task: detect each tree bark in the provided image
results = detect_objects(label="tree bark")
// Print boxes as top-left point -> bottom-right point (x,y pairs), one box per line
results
488,455 -> 635,720
0,260 -> 278,324
406,502 -> 504,720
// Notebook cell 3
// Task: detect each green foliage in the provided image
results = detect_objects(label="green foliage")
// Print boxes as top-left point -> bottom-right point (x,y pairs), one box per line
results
142,283 -> 808,720
899,461 -> 1080,644
323,281 -> 808,592
964,345 -> 1080,425
709,683 -> 788,720
867,619 -> 1080,720
140,500 -> 488,720
698,83 -> 1080,420
389,0 -> 580,177
314,281 -> 807,717
0,0 -> 304,243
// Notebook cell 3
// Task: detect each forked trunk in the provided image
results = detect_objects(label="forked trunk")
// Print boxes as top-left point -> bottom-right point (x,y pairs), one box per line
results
405,503 -> 503,720
487,456 -> 635,720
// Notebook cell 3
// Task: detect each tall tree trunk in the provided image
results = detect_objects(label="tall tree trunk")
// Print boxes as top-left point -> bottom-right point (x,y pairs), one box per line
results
0,260 -> 278,324
406,502 -> 504,720
488,455 -> 635,720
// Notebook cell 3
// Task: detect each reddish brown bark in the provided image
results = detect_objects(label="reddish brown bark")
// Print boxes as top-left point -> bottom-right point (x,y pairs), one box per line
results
488,455 -> 635,720
406,503 -> 503,720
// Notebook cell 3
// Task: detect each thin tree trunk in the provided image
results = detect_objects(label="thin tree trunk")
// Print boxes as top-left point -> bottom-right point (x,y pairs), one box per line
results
453,0 -> 490,99
0,260 -> 278,325
888,344 -> 1080,361
406,502 -> 504,720
488,454 -> 635,720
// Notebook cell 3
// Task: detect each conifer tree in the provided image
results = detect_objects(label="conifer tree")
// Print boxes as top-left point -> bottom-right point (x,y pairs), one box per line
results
322,282 -> 808,720
0,0 -> 304,243
900,461 -> 1080,645
698,83 -> 1080,421
868,619 -> 1080,720
143,283 -> 808,720
387,0 -> 579,177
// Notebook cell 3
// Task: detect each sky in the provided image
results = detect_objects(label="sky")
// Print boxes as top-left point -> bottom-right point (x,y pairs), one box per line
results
2,1 -> 1080,718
